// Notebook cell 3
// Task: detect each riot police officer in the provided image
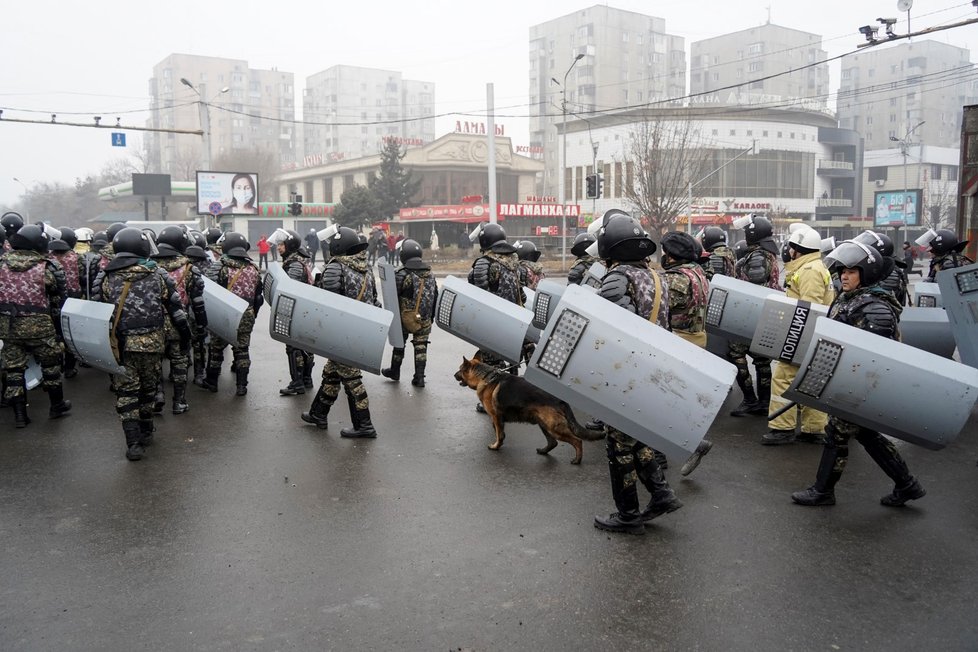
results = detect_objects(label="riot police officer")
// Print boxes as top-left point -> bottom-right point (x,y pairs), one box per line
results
48,227 -> 83,378
0,224 -> 70,427
700,226 -> 736,280
204,227 -> 224,263
275,229 -> 316,396
381,239 -> 437,388
514,240 -> 546,291
1,211 -> 25,252
592,214 -> 683,535
855,230 -> 909,306
792,240 -> 925,507
93,227 -> 190,461
301,227 -> 381,438
660,232 -> 710,347
202,232 -> 262,396
920,228 -> 974,282
567,232 -> 598,286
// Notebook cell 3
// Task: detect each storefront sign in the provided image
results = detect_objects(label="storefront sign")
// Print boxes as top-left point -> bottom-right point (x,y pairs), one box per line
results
497,203 -> 581,218
454,121 -> 505,136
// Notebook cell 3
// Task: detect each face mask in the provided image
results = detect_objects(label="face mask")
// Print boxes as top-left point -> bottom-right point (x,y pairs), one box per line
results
234,189 -> 253,205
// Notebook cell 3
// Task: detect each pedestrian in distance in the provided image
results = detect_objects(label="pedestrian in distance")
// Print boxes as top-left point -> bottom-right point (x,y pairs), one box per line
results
257,234 -> 270,269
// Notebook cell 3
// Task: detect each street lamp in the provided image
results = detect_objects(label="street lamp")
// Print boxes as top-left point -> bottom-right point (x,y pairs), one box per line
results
180,78 -> 230,173
12,177 -> 31,220
552,52 -> 585,270
889,120 -> 924,235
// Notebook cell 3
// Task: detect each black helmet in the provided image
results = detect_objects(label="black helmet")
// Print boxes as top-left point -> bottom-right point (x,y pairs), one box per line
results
931,229 -> 968,255
399,238 -> 423,264
188,231 -> 207,249
184,245 -> 207,261
701,227 -> 727,250
56,227 -> 77,249
780,240 -> 791,264
740,215 -> 773,245
660,232 -> 700,263
571,232 -> 595,257
733,239 -> 749,261
222,232 -> 250,258
478,223 -> 506,251
1,211 -> 25,237
157,226 -> 190,255
823,240 -> 885,286
205,227 -> 224,246
280,229 -> 302,255
853,230 -> 894,258
10,224 -> 49,252
597,215 -> 656,261
91,230 -> 109,250
514,240 -> 541,262
0,228 -> 5,247
112,227 -> 151,258
329,226 -> 369,256
105,222 -> 128,242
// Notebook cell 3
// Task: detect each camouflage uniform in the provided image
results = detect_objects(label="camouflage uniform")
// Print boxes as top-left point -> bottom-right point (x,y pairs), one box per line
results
280,250 -> 315,393
386,264 -> 438,384
879,262 -> 910,306
204,255 -> 263,387
925,251 -> 975,282
567,254 -> 599,286
156,254 -> 208,410
467,249 -> 522,368
728,245 -> 781,410
49,248 -> 83,377
703,244 -> 737,280
518,259 -> 546,291
661,260 -> 709,348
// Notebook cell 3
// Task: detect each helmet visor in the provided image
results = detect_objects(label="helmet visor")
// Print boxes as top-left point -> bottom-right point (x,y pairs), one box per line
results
915,228 -> 937,247
823,240 -> 877,271
267,228 -> 291,246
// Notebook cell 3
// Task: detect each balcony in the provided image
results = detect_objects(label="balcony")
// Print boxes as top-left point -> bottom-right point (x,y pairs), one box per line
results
817,159 -> 855,178
818,160 -> 853,171
817,198 -> 852,208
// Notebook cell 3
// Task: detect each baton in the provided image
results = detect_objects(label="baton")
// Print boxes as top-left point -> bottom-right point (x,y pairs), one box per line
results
767,401 -> 797,421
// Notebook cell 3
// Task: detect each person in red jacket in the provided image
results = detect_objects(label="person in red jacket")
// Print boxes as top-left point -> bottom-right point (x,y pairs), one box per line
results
257,235 -> 270,269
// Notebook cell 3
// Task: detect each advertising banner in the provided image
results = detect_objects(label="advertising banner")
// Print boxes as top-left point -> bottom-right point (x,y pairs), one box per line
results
873,190 -> 921,227
196,171 -> 259,216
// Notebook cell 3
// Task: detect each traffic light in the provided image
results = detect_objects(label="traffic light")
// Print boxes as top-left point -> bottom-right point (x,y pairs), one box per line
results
596,174 -> 604,199
585,174 -> 598,199
288,201 -> 303,217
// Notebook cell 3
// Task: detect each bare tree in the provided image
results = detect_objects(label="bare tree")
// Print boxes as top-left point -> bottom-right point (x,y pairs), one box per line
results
621,114 -> 713,234
172,144 -> 202,182
924,179 -> 957,230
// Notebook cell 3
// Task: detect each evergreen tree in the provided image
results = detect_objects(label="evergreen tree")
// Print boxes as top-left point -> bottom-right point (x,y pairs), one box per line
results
332,184 -> 381,230
369,140 -> 421,219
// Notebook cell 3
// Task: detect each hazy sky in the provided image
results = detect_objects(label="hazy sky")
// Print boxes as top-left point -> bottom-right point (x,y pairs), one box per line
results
1,0 -> 975,207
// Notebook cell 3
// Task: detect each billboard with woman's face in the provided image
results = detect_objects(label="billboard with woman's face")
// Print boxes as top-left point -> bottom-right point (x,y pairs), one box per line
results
196,171 -> 259,215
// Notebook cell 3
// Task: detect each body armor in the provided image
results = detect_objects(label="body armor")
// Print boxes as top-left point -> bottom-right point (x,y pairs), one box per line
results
597,262 -> 670,329
468,252 -> 522,306
738,247 -> 780,289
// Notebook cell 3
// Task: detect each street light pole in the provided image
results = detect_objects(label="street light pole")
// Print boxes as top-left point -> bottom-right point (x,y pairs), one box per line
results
889,120 -> 924,240
180,78 -> 229,173
12,177 -> 30,220
557,53 -> 584,271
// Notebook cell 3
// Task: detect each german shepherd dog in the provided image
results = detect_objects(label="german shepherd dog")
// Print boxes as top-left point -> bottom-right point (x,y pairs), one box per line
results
454,356 -> 604,464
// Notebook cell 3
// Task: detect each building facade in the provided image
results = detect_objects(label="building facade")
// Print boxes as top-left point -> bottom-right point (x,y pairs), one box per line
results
529,5 -> 686,200
301,65 -> 435,166
839,40 -> 977,151
862,146 -> 959,234
147,54 -> 297,178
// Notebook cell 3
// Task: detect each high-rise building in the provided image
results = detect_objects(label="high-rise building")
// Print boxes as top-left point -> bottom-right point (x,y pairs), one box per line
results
838,40 -> 977,151
529,5 -> 686,199
302,65 -> 435,165
690,23 -> 829,111
147,54 -> 297,178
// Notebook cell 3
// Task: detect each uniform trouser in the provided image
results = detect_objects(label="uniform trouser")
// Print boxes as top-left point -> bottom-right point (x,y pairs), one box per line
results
315,360 -> 369,411
819,417 -> 913,488
188,313 -> 206,378
113,351 -> 163,422
208,310 -> 255,373
1,334 -> 62,400
727,341 -> 772,393
673,328 -> 707,349
389,322 -> 431,369
768,360 -> 828,433
605,427 -> 668,513
163,336 -> 189,385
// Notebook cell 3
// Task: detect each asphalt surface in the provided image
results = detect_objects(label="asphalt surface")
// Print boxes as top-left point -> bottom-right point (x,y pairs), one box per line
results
1,305 -> 976,651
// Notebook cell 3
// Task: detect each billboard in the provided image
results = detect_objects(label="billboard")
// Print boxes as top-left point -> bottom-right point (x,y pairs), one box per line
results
873,190 -> 921,228
196,171 -> 259,216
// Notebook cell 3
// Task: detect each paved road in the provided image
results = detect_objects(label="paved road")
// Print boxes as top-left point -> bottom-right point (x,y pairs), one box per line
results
1,317 -> 976,651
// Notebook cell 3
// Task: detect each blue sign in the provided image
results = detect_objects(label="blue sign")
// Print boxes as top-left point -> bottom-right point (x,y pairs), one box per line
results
111,133 -> 126,147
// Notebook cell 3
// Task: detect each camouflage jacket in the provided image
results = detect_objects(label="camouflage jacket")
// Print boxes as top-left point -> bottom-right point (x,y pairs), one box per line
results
926,252 -> 975,282
212,256 -> 263,313
704,245 -> 737,280
49,250 -> 82,298
828,286 -> 903,341
0,250 -> 65,339
319,253 -> 380,307
283,251 -> 312,284
468,251 -> 522,305
783,251 -> 834,305
662,261 -> 709,333
598,261 -> 670,329
879,262 -> 910,306
568,254 -> 599,286
518,260 -> 546,291
395,266 -> 438,322
157,254 -> 209,325
736,246 -> 781,290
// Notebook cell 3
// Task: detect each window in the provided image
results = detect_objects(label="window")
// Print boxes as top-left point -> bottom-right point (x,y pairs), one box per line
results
868,167 -> 887,182
748,42 -> 763,55
748,62 -> 763,73
932,165 -> 942,180
866,116 -> 873,125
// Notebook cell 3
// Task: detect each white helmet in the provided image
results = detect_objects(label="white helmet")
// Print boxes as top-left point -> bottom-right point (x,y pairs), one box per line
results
787,222 -> 810,234
75,227 -> 94,242
788,226 -> 822,251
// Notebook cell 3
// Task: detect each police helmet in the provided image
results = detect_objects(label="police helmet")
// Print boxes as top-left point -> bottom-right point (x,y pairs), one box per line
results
734,214 -> 773,245
931,229 -> 968,255
222,232 -> 251,259
734,239 -> 749,261
660,232 -> 700,263
853,230 -> 894,258
1,211 -> 25,237
478,223 -> 507,251
329,226 -> 369,256
787,226 -> 822,253
399,238 -> 423,265
91,230 -> 109,250
113,227 -> 152,258
184,245 -> 207,262
48,238 -> 71,253
701,226 -> 727,251
514,240 -> 541,262
571,232 -> 595,257
780,240 -> 792,264
10,224 -> 49,253
597,215 -> 656,261
56,227 -> 77,250
205,227 -> 224,246
823,240 -> 885,286
105,222 -> 128,242
74,227 -> 94,243
188,231 -> 207,249
156,225 -> 190,256
278,229 -> 302,255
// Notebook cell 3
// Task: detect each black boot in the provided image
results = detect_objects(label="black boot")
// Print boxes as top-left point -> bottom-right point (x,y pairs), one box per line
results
280,350 -> 306,395
880,478 -> 926,506
857,430 -> 926,507
124,421 -> 144,461
637,459 -> 683,522
47,385 -> 72,419
235,368 -> 248,397
652,449 -> 668,470
792,443 -> 843,506
730,377 -> 762,417
680,439 -> 713,477
755,366 -> 772,413
382,348 -> 404,382
172,383 -> 189,414
594,464 -> 644,535
138,419 -> 155,447
12,396 -> 30,428
341,407 -> 377,439
300,387 -> 331,430
411,361 -> 425,388
202,368 -> 220,393
761,429 -> 796,446
302,354 -> 315,389
153,380 -> 165,414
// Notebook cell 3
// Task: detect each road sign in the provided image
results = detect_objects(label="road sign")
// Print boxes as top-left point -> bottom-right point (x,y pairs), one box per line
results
111,133 -> 126,147
208,201 -> 223,216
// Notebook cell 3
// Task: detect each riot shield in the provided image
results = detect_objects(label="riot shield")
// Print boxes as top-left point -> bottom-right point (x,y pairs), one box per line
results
377,261 -> 406,349
202,277 -> 249,344
59,298 -> 127,375
531,280 -> 567,331
582,262 -> 606,289
900,307 -> 956,359
936,262 -> 978,368
913,282 -> 942,308
705,275 -> 782,343
434,276 -> 532,364
266,266 -> 391,374
524,284 -> 737,462
749,294 -> 829,364
523,287 -> 540,344
784,317 -> 978,450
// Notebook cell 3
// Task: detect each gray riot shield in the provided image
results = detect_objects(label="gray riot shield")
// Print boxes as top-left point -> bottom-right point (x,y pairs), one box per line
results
705,274 -> 782,343
582,262 -> 606,289
900,307 -> 955,359
936,262 -> 978,368
202,277 -> 249,344
523,287 -> 540,344
59,298 -> 127,375
913,282 -> 942,308
524,284 -> 737,462
377,261 -> 406,349
266,265 -> 391,374
434,275 -> 532,364
530,280 -> 567,331
784,317 -> 978,450
749,294 -> 829,364
0,341 -> 41,388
